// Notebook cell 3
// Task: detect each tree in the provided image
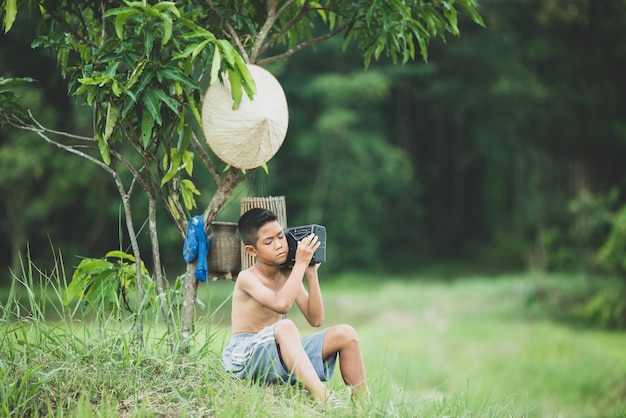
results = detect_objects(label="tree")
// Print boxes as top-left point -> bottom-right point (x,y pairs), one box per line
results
1,0 -> 484,352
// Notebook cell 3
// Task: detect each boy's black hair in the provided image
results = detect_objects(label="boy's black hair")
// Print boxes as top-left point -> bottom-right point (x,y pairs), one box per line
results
238,208 -> 278,246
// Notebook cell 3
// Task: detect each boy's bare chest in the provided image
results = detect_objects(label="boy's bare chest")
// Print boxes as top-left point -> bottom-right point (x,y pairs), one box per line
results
254,268 -> 288,292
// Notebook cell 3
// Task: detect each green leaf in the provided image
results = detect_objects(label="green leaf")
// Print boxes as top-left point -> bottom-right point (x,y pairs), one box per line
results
459,0 -> 485,27
87,88 -> 97,106
142,88 -> 162,125
114,13 -> 127,40
145,27 -> 155,57
0,76 -> 35,87
186,90 -> 202,126
177,124 -> 192,152
217,39 -> 237,67
179,17 -> 210,36
105,250 -> 136,263
140,110 -> 154,147
181,179 -> 200,194
161,12 -> 173,45
168,196 -> 181,220
312,0 -> 326,21
127,59 -> 147,89
192,39 -> 210,59
65,271 -> 88,305
103,6 -> 138,18
157,67 -> 199,90
180,179 -> 200,210
135,67 -> 155,97
84,271 -> 118,308
124,1 -> 146,9
149,87 -> 179,114
417,34 -> 428,61
182,150 -> 194,176
75,258 -> 114,276
3,0 -> 17,33
104,103 -> 118,142
77,76 -> 100,86
209,47 -> 222,85
103,61 -> 120,78
112,80 -> 123,96
181,187 -> 194,210
444,7 -> 459,36
227,68 -> 242,110
172,43 -> 201,60
176,103 -> 185,132
153,2 -> 180,18
120,90 -> 137,119
65,258 -> 114,305
234,54 -> 256,100
161,149 -> 181,186
57,47 -> 70,77
96,132 -> 111,166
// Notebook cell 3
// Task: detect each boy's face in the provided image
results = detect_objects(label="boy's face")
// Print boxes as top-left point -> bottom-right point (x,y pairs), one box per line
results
246,220 -> 288,265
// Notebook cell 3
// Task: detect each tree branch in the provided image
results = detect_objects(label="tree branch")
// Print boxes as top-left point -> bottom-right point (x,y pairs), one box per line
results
191,132 -> 221,185
255,0 -> 307,60
148,195 -> 177,353
46,11 -> 99,50
207,0 -> 251,63
202,166 -> 258,228
110,150 -> 151,195
128,136 -> 186,235
109,163 -> 145,348
167,187 -> 189,237
23,111 -> 113,174
257,22 -> 350,65
249,0 -> 281,64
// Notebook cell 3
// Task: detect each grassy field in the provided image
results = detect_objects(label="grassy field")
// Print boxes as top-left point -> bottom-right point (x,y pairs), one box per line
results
2,272 -> 626,417
202,275 -> 626,417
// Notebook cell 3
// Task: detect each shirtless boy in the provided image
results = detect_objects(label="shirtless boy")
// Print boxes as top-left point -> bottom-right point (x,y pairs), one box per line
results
222,208 -> 368,405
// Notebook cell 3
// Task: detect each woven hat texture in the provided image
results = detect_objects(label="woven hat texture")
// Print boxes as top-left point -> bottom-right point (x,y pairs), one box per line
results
202,64 -> 289,169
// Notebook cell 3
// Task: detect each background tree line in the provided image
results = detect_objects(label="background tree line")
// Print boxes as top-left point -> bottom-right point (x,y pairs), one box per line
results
1,0 -> 625,285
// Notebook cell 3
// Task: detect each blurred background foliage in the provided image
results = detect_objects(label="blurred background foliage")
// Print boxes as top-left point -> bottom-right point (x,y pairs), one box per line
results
1,0 -> 626,328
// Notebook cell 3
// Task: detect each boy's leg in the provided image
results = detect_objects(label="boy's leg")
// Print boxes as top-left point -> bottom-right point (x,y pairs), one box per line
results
322,324 -> 368,396
274,319 -> 328,402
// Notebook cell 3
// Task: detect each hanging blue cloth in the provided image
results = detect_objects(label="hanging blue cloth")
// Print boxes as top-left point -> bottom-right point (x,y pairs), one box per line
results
182,215 -> 210,282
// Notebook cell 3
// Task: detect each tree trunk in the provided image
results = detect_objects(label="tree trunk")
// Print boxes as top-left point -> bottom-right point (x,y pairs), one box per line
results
148,196 -> 176,352
112,169 -> 144,348
180,167 -> 253,351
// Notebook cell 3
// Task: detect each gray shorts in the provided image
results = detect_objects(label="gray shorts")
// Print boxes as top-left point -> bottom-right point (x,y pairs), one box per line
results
222,323 -> 337,384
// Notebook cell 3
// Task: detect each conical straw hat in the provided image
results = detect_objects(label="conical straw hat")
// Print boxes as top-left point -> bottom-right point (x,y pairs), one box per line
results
202,64 -> 289,169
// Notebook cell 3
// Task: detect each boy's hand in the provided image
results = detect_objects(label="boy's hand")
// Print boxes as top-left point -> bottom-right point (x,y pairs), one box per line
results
305,262 -> 321,278
295,233 -> 320,266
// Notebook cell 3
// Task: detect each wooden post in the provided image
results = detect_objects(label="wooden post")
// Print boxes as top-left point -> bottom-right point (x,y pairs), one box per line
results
240,196 -> 287,271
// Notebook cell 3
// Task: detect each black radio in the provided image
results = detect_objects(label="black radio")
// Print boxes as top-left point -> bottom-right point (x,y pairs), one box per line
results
282,224 -> 326,266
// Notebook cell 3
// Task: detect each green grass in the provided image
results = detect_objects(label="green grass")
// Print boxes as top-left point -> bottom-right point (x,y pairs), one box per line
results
2,269 -> 626,417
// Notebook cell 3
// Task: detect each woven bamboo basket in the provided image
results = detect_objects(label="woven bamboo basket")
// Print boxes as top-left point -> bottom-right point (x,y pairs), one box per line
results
240,196 -> 287,271
208,221 -> 241,280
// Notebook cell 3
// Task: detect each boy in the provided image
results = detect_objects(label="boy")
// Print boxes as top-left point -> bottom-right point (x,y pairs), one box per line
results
222,208 -> 368,406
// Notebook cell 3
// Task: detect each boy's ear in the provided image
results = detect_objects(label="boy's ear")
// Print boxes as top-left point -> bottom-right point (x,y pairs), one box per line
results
244,244 -> 257,257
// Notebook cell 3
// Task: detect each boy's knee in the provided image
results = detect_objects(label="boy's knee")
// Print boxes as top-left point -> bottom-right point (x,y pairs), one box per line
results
275,319 -> 299,338
334,324 -> 359,344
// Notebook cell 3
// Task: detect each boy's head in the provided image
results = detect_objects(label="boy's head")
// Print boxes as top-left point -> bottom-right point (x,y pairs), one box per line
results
238,208 -> 278,247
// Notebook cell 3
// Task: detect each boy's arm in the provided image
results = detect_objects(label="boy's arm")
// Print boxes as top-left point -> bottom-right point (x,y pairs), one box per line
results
295,263 -> 325,327
237,234 -> 320,314
236,263 -> 308,314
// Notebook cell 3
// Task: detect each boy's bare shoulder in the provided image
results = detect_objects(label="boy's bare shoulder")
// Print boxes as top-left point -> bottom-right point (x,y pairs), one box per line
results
236,267 -> 255,280
235,266 -> 277,294
234,268 -> 257,289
